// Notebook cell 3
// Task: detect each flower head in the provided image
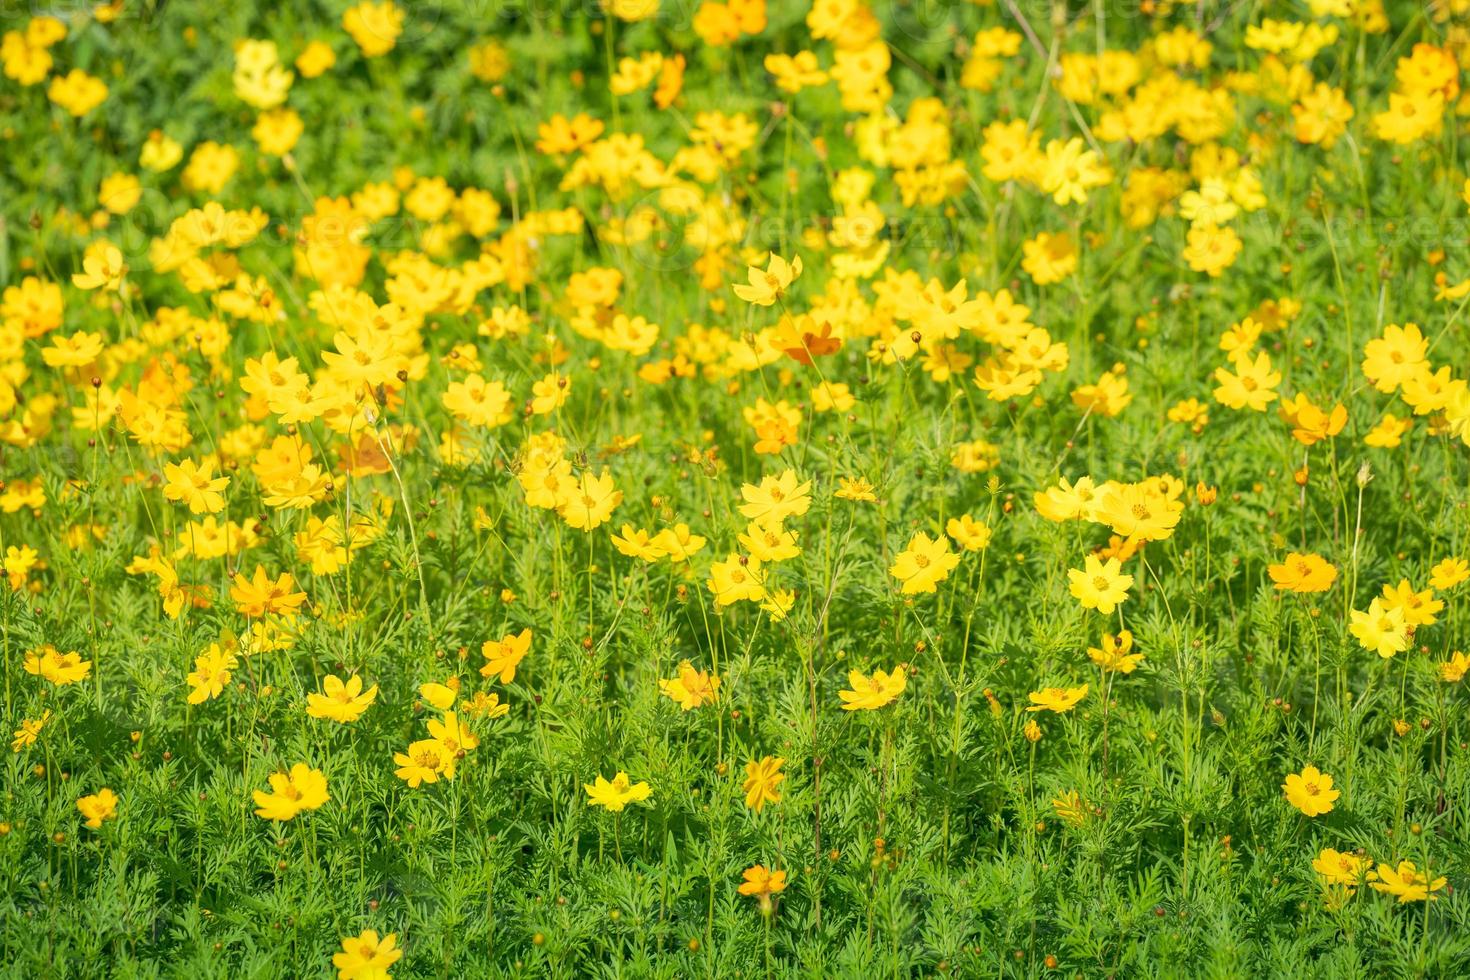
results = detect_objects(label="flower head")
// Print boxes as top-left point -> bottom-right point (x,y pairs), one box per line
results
333,929 -> 402,980
742,756 -> 785,812
1026,684 -> 1088,713
1282,765 -> 1339,817
838,665 -> 908,711
889,531 -> 961,594
76,788 -> 118,830
658,660 -> 721,710
306,674 -> 379,723
584,771 -> 652,812
1067,555 -> 1133,615
481,628 -> 532,684
732,252 -> 802,306
1369,861 -> 1446,903
253,763 -> 329,821
1268,553 -> 1337,593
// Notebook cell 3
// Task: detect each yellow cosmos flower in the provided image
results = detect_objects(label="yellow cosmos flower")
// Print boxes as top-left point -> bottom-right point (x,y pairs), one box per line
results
77,788 -> 118,830
1282,765 -> 1339,817
332,930 -> 402,980
584,772 -> 652,812
1026,684 -> 1088,713
889,531 -> 961,594
731,252 -> 802,306
253,763 -> 329,821
742,756 -> 785,812
1068,555 -> 1133,615
306,674 -> 379,723
658,660 -> 721,710
839,665 -> 908,711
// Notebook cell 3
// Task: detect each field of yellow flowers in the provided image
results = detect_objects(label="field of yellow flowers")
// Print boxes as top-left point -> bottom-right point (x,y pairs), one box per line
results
3,0 -> 1470,975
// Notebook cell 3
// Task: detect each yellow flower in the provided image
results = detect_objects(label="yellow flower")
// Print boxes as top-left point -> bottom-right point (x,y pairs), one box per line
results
1026,684 -> 1088,713
1020,231 -> 1076,285
835,476 -> 877,502
1039,137 -> 1112,205
1094,480 -> 1181,543
1035,476 -> 1102,523
419,677 -> 460,711
1369,861 -> 1446,903
253,763 -> 329,821
1051,790 -> 1087,827
306,674 -> 379,723
584,772 -> 652,812
140,130 -> 183,171
1358,411 -> 1405,449
658,661 -> 721,710
1349,598 -> 1411,658
186,642 -> 238,705
1213,351 -> 1282,411
48,68 -> 108,116
11,710 -> 50,752
1439,651 -> 1470,683
558,468 -> 622,532
838,665 -> 908,711
296,41 -> 336,79
41,330 -> 105,368
71,241 -> 126,292
1361,323 -> 1427,394
945,515 -> 991,551
1067,555 -> 1133,615
731,252 -> 802,306
738,864 -> 788,904
1087,631 -> 1144,674
760,588 -> 797,621
1267,552 -> 1337,593
252,108 -> 303,156
427,711 -> 479,758
738,470 -> 812,525
706,553 -> 767,608
162,458 -> 230,515
1429,557 -> 1467,590
1312,847 -> 1367,889
652,523 -> 707,562
1282,765 -> 1339,817
480,629 -> 532,684
76,788 -> 118,830
230,565 -> 308,619
889,531 -> 961,594
765,51 -> 827,93
99,172 -> 141,215
1182,222 -> 1242,276
742,756 -> 785,812
1277,393 -> 1348,446
1379,579 -> 1442,627
462,691 -> 510,720
23,645 -> 91,685
604,0 -> 660,21
739,520 -> 800,563
394,739 -> 453,787
342,1 -> 404,58
612,525 -> 667,562
332,929 -> 402,980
